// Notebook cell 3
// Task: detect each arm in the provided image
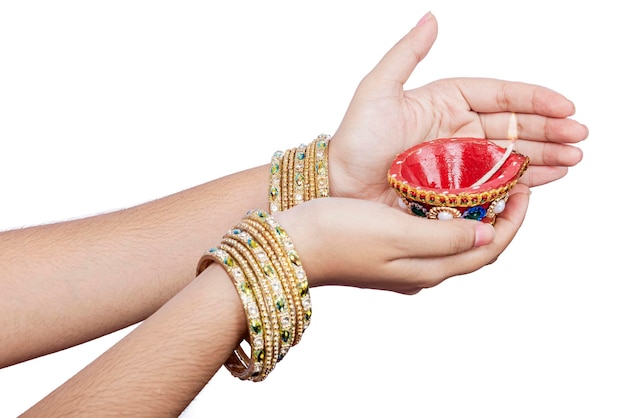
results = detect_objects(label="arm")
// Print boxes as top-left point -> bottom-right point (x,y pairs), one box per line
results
0,165 -> 267,368
21,186 -> 531,417
11,12 -> 574,415
21,263 -> 245,417
1,11 -> 587,370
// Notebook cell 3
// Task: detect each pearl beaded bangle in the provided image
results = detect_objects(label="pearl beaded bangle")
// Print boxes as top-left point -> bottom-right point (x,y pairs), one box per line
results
196,209 -> 311,382
268,134 -> 331,214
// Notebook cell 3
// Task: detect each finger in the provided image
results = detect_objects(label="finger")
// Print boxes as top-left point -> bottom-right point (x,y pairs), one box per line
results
488,183 -> 531,244
454,78 -> 577,118
363,12 -> 438,90
384,210 -> 495,259
407,184 -> 530,283
464,184 -> 531,269
488,140 -> 583,168
517,165 -> 568,187
480,112 -> 589,144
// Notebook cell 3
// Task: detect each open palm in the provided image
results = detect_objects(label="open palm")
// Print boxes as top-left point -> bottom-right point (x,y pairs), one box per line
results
329,13 -> 588,206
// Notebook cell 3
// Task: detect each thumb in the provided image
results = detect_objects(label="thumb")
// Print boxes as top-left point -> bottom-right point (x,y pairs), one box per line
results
365,11 -> 438,89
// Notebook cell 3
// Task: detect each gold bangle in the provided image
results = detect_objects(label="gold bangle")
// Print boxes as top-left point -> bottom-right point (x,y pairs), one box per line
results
268,134 -> 331,213
280,147 -> 292,211
221,237 -> 279,379
197,245 -> 267,381
285,147 -> 296,210
304,140 -> 316,202
314,134 -> 331,198
239,218 -> 301,347
268,150 -> 284,214
197,210 -> 311,382
245,210 -> 312,338
293,143 -> 307,207
232,221 -> 298,363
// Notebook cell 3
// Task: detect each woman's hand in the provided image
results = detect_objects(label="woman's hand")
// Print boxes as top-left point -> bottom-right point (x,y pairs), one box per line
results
329,12 -> 588,207
275,183 -> 530,294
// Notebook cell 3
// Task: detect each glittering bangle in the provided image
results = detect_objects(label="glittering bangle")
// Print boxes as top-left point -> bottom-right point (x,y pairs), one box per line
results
223,238 -> 280,378
282,147 -> 295,211
314,134 -> 330,198
268,150 -> 284,214
268,134 -> 331,213
196,245 -> 267,380
224,229 -> 293,375
196,209 -> 311,382
245,209 -> 312,339
292,143 -> 307,207
238,217 -> 304,346
304,139 -> 317,202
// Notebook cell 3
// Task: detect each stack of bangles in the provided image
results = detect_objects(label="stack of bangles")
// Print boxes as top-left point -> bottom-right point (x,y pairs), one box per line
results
269,134 -> 331,214
196,134 -> 330,381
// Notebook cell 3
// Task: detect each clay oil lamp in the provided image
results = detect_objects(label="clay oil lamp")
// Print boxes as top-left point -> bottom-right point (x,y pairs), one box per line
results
387,114 -> 530,224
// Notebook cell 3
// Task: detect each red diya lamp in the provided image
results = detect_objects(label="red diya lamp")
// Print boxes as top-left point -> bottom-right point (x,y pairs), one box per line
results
387,115 -> 529,224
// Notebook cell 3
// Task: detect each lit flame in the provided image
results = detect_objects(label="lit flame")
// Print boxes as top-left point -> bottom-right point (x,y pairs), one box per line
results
508,112 -> 518,142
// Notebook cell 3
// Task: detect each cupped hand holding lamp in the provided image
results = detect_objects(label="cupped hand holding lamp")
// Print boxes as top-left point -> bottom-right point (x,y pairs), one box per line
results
2,12 -> 587,417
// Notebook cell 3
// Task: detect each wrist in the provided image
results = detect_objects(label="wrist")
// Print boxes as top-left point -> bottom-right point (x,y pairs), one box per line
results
271,203 -> 329,289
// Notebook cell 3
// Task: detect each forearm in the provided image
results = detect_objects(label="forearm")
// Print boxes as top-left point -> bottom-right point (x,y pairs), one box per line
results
21,263 -> 246,417
0,164 -> 267,367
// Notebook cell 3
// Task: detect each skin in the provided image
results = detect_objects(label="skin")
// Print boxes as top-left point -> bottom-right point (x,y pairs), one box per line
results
21,189 -> 531,417
0,166 -> 269,368
3,12 -> 587,416
329,12 -> 586,207
20,264 -> 246,417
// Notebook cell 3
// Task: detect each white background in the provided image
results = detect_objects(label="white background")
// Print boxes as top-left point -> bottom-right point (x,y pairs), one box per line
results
1,1 -> 624,417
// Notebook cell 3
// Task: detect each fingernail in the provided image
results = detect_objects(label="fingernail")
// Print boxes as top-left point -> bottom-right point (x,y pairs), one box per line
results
416,11 -> 432,27
474,222 -> 495,247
